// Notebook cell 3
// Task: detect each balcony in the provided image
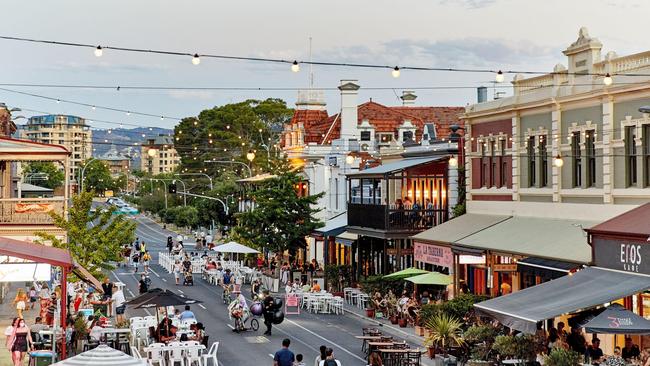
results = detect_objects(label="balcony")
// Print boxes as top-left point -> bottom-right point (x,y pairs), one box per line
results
348,203 -> 448,232
0,198 -> 64,225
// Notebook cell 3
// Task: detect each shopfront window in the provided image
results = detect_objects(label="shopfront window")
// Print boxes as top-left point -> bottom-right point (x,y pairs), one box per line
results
644,125 -> 650,187
500,139 -> 507,188
585,130 -> 596,187
527,136 -> 536,187
539,135 -> 548,187
572,133 -> 582,187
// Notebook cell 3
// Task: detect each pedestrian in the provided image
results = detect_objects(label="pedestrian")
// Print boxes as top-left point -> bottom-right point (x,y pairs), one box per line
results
262,290 -> 274,336
173,260 -> 182,285
13,288 -> 28,319
318,348 -> 341,366
4,318 -> 18,348
132,251 -> 140,273
38,284 -> 50,319
139,274 -> 149,294
273,338 -> 295,366
143,251 -> 152,273
368,350 -> 383,366
7,318 -> 34,366
295,354 -> 306,366
140,241 -> 147,258
112,284 -> 126,324
45,294 -> 57,326
167,236 -> 173,253
314,345 -> 327,366
28,287 -> 37,311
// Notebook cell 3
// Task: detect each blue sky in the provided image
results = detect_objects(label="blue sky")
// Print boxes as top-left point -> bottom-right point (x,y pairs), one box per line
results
1,0 -> 648,130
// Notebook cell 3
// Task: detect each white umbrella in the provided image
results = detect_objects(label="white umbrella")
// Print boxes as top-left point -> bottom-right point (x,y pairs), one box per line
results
52,345 -> 146,365
214,241 -> 259,254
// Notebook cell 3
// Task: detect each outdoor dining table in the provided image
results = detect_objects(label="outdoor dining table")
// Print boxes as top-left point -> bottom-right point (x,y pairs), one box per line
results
377,348 -> 422,366
366,341 -> 397,356
355,335 -> 383,353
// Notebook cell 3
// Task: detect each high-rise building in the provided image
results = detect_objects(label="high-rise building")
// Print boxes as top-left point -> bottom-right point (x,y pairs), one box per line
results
19,114 -> 92,183
139,134 -> 179,173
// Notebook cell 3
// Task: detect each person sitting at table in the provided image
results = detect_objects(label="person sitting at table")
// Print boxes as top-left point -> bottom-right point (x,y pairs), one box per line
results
372,292 -> 388,315
157,317 -> 175,343
88,318 -> 103,342
179,305 -> 196,321
640,348 -> 650,366
216,262 -> 223,272
301,282 -> 311,293
311,280 -> 321,293
369,350 -> 383,366
189,322 -> 205,343
206,261 -> 217,270
605,347 -> 626,366
623,337 -> 641,360
404,296 -> 420,324
588,338 -> 604,365
31,317 -> 48,334
179,333 -> 189,342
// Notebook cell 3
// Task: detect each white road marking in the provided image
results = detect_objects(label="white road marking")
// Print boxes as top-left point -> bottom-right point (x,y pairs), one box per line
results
149,268 -> 160,278
268,354 -> 274,359
198,304 -> 206,310
162,278 -> 167,282
180,294 -> 185,298
227,324 -> 234,329
126,288 -> 135,297
177,289 -> 184,294
281,318 -> 367,363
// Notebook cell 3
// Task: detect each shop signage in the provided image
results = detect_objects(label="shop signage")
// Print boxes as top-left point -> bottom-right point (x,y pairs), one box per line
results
401,248 -> 414,256
593,237 -> 650,274
414,242 -> 453,268
493,264 -> 518,272
459,255 -> 485,265
387,248 -> 398,256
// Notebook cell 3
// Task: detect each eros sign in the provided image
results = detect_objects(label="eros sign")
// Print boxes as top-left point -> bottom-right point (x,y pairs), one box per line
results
593,237 -> 649,274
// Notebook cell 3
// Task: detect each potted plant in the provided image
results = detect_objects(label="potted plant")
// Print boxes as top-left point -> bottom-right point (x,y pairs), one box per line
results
544,348 -> 582,366
462,324 -> 499,366
417,304 -> 439,337
492,334 -> 537,364
398,311 -> 408,327
423,313 -> 465,360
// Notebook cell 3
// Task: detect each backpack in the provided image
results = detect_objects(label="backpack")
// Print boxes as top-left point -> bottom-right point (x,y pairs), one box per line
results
323,360 -> 338,366
135,242 -> 141,252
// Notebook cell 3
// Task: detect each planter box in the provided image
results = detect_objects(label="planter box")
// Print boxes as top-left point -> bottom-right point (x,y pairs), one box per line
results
365,308 -> 375,318
467,361 -> 492,366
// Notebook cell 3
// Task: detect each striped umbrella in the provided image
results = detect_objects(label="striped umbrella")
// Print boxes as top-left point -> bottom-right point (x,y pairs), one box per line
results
52,345 -> 146,366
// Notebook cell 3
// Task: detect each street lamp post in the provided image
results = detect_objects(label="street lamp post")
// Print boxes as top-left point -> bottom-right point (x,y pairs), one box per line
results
172,179 -> 187,206
204,160 -> 252,177
79,158 -> 99,192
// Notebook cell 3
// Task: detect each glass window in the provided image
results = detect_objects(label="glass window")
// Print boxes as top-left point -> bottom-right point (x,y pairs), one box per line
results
626,126 -> 637,186
490,140 -> 496,187
480,141 -> 487,187
644,125 -> 650,187
572,133 -> 582,187
360,131 -> 371,141
539,136 -> 548,187
585,130 -> 596,187
500,139 -> 507,188
527,136 -> 536,187
402,131 -> 414,141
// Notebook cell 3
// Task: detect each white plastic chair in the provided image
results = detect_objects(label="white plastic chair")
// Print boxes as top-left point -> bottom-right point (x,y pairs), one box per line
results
130,316 -> 144,325
133,326 -> 150,349
167,343 -> 185,366
143,315 -> 157,327
202,341 -> 219,366
132,347 -> 142,359
185,345 -> 204,366
145,343 -> 167,366
181,319 -> 198,329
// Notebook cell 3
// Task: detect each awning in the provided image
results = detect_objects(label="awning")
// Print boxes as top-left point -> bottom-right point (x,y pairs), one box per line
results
0,237 -> 73,268
313,212 -> 347,237
72,262 -> 103,293
474,267 -> 650,334
347,156 -> 446,178
411,214 -> 510,244
517,257 -> 581,279
456,217 -> 598,263
336,231 -> 358,246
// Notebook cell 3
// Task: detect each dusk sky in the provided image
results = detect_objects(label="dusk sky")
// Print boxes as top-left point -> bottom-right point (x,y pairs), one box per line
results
1,0 -> 648,130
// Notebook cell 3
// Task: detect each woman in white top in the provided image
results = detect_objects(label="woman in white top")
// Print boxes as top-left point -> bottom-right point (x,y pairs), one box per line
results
173,260 -> 182,285
88,319 -> 103,342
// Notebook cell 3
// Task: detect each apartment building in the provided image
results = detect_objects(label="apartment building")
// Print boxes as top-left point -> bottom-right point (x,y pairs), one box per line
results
139,134 -> 180,174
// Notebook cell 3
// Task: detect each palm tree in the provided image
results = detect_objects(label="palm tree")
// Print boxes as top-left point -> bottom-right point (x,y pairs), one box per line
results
424,313 -> 465,357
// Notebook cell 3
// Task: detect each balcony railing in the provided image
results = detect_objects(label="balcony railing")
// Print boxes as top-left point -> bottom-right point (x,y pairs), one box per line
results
348,203 -> 448,232
0,198 -> 64,225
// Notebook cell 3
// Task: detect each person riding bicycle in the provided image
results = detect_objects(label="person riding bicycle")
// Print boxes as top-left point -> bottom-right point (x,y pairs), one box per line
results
228,287 -> 250,331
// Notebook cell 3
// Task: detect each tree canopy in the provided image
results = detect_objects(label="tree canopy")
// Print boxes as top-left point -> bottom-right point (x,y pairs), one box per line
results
23,162 -> 65,189
82,160 -> 114,192
234,158 -> 323,255
37,191 -> 136,278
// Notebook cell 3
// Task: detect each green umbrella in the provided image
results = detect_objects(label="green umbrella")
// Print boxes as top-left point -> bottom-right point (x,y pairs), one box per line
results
383,267 -> 429,280
406,272 -> 452,286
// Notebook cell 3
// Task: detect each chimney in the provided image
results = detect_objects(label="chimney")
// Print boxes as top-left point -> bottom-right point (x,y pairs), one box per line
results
400,91 -> 417,106
338,80 -> 360,141
477,87 -> 488,103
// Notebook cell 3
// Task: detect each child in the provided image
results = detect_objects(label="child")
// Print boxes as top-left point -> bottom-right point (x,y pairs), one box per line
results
294,353 -> 305,366
28,287 -> 37,310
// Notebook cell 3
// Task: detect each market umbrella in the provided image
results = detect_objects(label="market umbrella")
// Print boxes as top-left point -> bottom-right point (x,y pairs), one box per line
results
123,288 -> 163,306
583,304 -> 650,334
214,241 -> 259,254
52,344 -> 146,365
133,289 -> 202,309
383,267 -> 429,280
406,272 -> 453,286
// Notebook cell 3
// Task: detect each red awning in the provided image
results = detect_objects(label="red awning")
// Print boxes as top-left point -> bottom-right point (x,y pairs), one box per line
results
0,237 -> 74,268
586,203 -> 650,239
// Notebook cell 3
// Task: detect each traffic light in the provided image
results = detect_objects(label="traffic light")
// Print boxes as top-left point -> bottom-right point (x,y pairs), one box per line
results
168,183 -> 177,194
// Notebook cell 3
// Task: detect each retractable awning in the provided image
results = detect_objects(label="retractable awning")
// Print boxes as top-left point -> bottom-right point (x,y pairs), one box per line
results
517,257 -> 581,279
336,231 -> 358,246
313,212 -> 347,237
411,214 -> 510,244
346,156 -> 447,178
474,267 -> 650,334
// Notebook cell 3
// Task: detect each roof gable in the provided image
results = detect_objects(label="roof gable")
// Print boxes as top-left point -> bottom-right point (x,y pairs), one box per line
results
0,137 -> 69,157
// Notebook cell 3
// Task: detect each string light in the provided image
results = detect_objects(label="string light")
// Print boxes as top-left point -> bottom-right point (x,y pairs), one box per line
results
604,73 -> 613,86
56,99 -> 60,103
192,53 -> 201,65
94,45 -> 103,57
391,66 -> 400,78
495,70 -> 505,83
553,154 -> 564,167
291,61 -> 300,73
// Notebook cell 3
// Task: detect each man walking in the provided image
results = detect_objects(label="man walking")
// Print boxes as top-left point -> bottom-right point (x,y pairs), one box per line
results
262,289 -> 274,336
318,348 -> 342,366
273,338 -> 295,366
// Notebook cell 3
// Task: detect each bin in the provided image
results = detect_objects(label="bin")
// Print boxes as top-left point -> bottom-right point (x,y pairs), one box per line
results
29,351 -> 55,366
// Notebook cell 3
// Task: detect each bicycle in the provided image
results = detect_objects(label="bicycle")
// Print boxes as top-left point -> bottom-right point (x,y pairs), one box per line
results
229,303 -> 259,333
222,284 -> 232,305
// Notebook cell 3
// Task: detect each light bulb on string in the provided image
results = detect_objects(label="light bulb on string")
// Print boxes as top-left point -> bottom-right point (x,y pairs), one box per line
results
391,66 -> 400,78
94,46 -> 103,57
553,154 -> 564,167
192,53 -> 201,65
291,61 -> 300,73
603,73 -> 613,86
495,70 -> 505,83
126,111 -> 131,116
160,116 -> 164,120
91,105 -> 96,110
56,99 -> 61,104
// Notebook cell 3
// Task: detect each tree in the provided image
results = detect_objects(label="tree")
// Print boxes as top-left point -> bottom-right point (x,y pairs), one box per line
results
234,158 -> 323,255
36,191 -> 136,278
23,162 -> 65,189
82,160 -> 114,192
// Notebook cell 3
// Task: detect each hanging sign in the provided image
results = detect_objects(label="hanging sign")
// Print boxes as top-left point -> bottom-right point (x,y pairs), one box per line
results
414,242 -> 453,268
593,237 -> 650,275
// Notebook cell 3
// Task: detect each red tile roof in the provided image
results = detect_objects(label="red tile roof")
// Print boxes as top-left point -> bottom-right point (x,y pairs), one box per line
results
286,100 -> 463,145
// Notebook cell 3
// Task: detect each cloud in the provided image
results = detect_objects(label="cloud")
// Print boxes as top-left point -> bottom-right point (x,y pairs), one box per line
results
317,38 -> 559,69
